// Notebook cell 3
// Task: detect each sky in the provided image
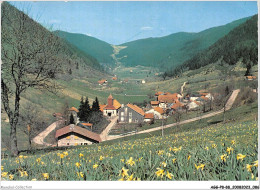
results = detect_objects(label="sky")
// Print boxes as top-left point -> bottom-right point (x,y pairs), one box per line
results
10,1 -> 258,45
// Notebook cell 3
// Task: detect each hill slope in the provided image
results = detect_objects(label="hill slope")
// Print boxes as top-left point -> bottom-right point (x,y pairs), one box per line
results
168,14 -> 258,77
117,16 -> 252,70
55,30 -> 115,68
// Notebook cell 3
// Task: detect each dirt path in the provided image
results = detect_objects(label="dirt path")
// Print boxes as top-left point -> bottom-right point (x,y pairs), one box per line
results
100,116 -> 118,141
106,89 -> 240,141
32,120 -> 63,146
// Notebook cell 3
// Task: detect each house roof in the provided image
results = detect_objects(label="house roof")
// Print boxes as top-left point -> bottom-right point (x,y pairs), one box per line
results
99,104 -> 106,112
113,99 -> 121,109
154,107 -> 164,114
246,76 -> 257,79
127,103 -> 145,116
155,91 -> 164,96
98,79 -> 107,84
81,123 -> 93,127
151,101 -> 159,105
69,107 -> 79,113
201,96 -> 209,101
104,104 -> 116,110
55,125 -> 101,142
171,101 -> 184,110
193,100 -> 200,105
145,113 -> 154,119
158,93 -> 178,103
112,77 -> 117,80
108,94 -> 113,99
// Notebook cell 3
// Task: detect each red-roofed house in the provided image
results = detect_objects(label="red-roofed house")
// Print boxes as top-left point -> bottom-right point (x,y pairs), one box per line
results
98,79 -> 108,86
55,124 -> 101,146
146,107 -> 165,119
150,101 -> 159,108
103,94 -> 121,117
144,113 -> 154,122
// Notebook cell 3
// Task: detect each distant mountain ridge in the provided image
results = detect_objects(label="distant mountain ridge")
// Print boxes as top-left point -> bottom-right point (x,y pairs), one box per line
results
55,30 -> 115,67
116,16 -> 252,70
167,14 -> 258,77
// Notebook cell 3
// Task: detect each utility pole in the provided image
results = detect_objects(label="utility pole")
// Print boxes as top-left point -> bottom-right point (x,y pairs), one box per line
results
162,119 -> 164,137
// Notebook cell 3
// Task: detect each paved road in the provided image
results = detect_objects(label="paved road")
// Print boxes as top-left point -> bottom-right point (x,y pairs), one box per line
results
32,120 -> 63,146
100,116 -> 118,141
106,89 -> 240,141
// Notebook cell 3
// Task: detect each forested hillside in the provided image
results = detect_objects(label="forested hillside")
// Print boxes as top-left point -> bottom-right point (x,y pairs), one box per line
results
117,16 -> 251,70
167,14 -> 258,77
55,30 -> 115,67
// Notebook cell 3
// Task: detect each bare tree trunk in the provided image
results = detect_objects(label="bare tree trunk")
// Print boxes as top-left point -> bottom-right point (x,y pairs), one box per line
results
10,122 -> 19,156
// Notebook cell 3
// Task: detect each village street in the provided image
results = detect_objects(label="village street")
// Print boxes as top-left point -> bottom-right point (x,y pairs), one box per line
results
32,120 -> 64,146
33,89 -> 240,146
106,89 -> 240,140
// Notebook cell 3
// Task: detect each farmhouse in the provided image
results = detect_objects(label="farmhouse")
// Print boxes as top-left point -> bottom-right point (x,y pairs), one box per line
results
118,104 -> 144,123
171,101 -> 185,111
103,94 -> 121,117
144,113 -> 154,122
246,76 -> 257,80
98,79 -> 108,86
55,124 -> 101,147
112,77 -> 117,80
146,106 -> 165,119
187,101 -> 200,110
150,101 -> 159,108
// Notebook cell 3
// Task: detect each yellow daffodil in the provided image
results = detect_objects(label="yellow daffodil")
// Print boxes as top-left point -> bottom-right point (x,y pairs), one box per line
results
93,164 -> 98,169
126,157 -> 135,166
99,156 -> 104,161
237,154 -> 246,161
187,155 -> 191,161
60,154 -> 64,159
195,164 -> 205,171
212,144 -> 217,148
16,159 -> 19,164
172,158 -> 177,163
31,178 -> 37,181
231,140 -> 235,145
138,157 -> 143,161
118,177 -> 124,181
166,171 -> 174,180
9,174 -> 14,180
42,173 -> 49,180
1,172 -> 8,177
75,162 -> 81,168
77,172 -> 84,178
158,150 -> 164,156
205,147 -> 209,151
126,174 -> 134,181
1,166 -> 3,171
19,155 -> 23,159
155,168 -> 165,178
220,154 -> 227,162
79,153 -> 84,158
120,167 -> 129,177
253,160 -> 258,167
161,161 -> 167,167
63,151 -> 68,156
36,158 -> 41,163
226,147 -> 234,154
246,164 -> 253,172
251,173 -> 254,179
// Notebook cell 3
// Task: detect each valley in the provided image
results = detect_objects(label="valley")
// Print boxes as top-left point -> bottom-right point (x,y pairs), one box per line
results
1,1 -> 258,184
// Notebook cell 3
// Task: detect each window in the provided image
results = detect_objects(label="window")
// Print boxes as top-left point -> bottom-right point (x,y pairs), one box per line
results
135,119 -> 138,123
121,112 -> 124,116
84,143 -> 88,145
81,143 -> 83,145
67,143 -> 69,145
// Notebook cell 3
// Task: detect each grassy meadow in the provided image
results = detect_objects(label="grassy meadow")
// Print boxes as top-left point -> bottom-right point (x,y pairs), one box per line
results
1,119 -> 258,181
